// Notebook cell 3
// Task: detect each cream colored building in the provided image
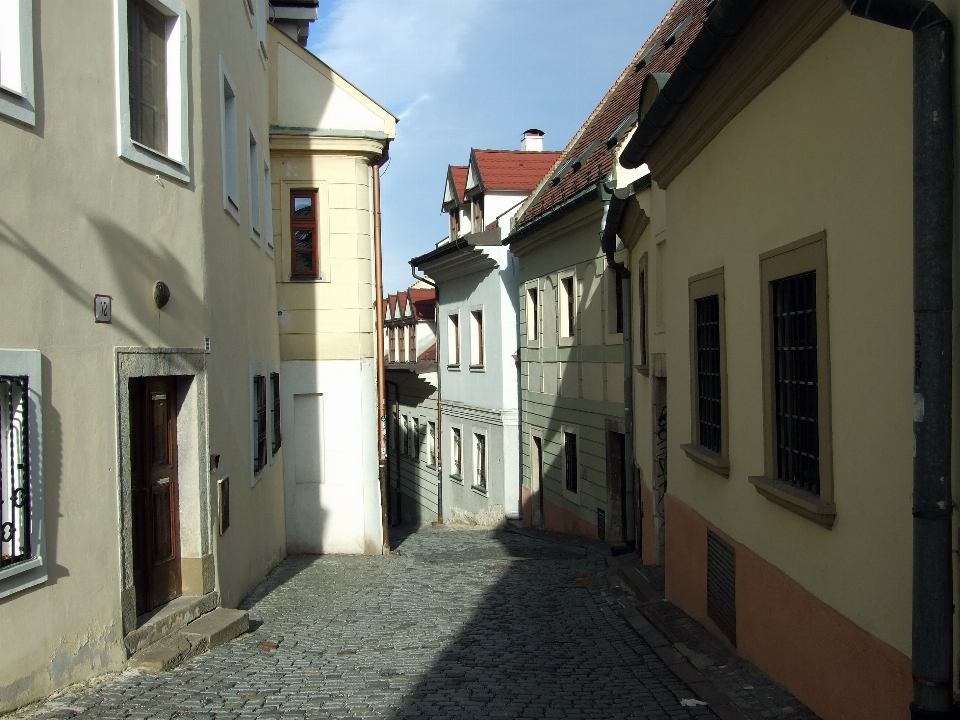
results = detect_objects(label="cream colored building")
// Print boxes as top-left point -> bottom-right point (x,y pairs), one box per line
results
613,1 -> 960,718
0,0 -> 339,711
268,26 -> 396,555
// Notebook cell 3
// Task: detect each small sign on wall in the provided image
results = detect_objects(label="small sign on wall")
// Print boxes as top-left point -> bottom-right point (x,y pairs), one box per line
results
94,294 -> 112,323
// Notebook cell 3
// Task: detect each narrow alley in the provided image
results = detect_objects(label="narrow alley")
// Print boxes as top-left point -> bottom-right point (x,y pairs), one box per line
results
14,528 -> 813,720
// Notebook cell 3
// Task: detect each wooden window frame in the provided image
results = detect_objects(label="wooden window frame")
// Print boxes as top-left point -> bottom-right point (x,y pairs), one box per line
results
253,374 -> 267,475
681,268 -> 729,476
449,210 -> 460,240
447,313 -> 460,368
409,323 -> 417,362
470,308 -> 485,369
636,253 -> 649,374
128,0 -> 168,155
749,231 -> 835,527
290,189 -> 320,279
471,194 -> 484,233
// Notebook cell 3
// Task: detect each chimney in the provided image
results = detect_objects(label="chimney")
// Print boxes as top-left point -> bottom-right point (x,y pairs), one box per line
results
520,128 -> 544,152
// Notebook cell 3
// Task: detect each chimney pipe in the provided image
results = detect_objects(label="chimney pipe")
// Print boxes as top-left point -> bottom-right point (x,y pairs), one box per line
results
521,128 -> 544,152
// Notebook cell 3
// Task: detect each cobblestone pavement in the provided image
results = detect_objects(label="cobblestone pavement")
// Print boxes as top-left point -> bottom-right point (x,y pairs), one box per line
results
18,527 -> 742,719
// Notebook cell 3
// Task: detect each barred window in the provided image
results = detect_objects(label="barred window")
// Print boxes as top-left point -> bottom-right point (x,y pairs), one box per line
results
564,430 -> 578,493
451,427 -> 462,477
695,295 -> 722,453
427,421 -> 436,468
1,376 -> 29,569
474,433 -> 486,491
771,271 -> 819,495
253,375 -> 267,474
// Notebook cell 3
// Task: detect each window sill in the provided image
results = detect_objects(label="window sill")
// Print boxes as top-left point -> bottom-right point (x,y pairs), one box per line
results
469,365 -> 485,373
450,474 -> 464,485
681,444 -> 729,477
471,485 -> 488,497
121,138 -> 190,182
288,275 -> 328,283
0,555 -> 42,583
447,365 -> 461,371
748,475 -> 836,528
635,364 -> 649,376
558,337 -> 576,348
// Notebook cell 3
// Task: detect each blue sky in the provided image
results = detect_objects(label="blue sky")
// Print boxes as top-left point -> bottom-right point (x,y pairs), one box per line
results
307,0 -> 674,293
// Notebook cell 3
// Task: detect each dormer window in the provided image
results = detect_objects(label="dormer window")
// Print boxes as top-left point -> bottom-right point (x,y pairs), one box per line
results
471,195 -> 484,233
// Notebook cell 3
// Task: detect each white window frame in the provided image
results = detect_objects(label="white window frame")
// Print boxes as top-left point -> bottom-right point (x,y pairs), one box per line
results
427,421 -> 436,468
450,425 -> 463,481
113,0 -> 190,181
220,57 -> 240,222
263,160 -> 274,253
0,0 -> 35,126
525,280 -> 540,348
247,117 -> 262,244
558,268 -> 577,347
447,311 -> 461,368
469,306 -> 485,369
401,415 -> 408,456
0,350 -> 45,599
402,325 -> 409,363
472,430 -> 487,494
561,424 -> 580,502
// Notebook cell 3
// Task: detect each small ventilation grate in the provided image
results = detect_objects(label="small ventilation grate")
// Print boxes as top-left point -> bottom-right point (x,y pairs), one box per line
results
597,508 -> 606,542
707,530 -> 736,644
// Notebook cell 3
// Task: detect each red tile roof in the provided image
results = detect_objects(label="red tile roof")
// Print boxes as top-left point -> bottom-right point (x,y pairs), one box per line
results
514,0 -> 701,229
409,288 -> 437,321
417,344 -> 437,362
449,166 -> 468,204
471,150 -> 562,194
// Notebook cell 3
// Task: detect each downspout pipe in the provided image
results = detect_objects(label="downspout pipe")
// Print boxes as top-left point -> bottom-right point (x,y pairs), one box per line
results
373,163 -> 389,552
410,265 -> 443,525
841,2 -> 954,716
600,184 -> 636,547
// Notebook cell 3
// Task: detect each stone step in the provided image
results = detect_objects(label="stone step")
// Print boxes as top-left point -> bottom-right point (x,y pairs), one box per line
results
124,592 -> 219,656
128,608 -> 249,672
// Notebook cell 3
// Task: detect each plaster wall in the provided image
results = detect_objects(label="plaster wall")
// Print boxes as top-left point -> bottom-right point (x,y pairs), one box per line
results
662,13 -> 915,658
387,369 -> 440,524
0,1 -> 285,709
281,359 -> 382,554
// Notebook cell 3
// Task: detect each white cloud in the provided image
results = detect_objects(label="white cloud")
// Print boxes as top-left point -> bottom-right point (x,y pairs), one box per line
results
308,0 -> 489,111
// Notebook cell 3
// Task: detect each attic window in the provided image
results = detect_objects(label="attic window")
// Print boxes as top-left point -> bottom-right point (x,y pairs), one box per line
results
607,112 -> 638,149
663,14 -> 692,49
634,41 -> 661,71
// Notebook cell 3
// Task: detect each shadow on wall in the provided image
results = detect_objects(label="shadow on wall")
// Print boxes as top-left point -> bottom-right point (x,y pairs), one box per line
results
377,527 -> 694,720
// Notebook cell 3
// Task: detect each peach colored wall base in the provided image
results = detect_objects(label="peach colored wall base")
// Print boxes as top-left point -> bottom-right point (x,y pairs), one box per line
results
544,497 -> 598,539
665,494 -> 912,720
521,485 -> 532,527
639,481 -> 656,566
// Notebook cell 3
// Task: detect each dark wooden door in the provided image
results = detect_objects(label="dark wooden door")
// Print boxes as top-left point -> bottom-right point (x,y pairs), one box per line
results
131,377 -> 181,615
532,435 -> 544,528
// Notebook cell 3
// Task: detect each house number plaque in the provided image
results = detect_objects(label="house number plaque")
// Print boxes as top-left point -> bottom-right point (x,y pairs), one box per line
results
94,294 -> 112,323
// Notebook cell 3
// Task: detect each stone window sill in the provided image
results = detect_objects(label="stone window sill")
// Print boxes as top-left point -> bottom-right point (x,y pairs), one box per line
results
681,444 -> 729,477
471,485 -> 488,498
635,363 -> 649,376
449,474 -> 463,485
749,475 -> 836,528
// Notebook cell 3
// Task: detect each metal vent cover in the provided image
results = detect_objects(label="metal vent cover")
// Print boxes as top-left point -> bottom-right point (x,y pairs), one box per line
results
597,508 -> 606,542
707,530 -> 736,644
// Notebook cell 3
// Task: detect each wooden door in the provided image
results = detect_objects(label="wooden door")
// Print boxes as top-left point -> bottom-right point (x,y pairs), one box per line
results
606,430 -> 626,544
131,377 -> 181,615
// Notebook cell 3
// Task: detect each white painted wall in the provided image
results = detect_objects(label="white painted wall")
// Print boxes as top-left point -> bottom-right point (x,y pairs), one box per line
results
281,358 -> 382,555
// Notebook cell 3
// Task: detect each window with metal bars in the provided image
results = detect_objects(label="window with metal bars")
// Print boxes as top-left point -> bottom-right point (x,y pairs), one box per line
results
564,431 -> 578,493
771,271 -> 819,495
474,433 -> 486,491
695,295 -> 722,453
253,375 -> 267,473
270,372 -> 281,455
0,376 -> 29,568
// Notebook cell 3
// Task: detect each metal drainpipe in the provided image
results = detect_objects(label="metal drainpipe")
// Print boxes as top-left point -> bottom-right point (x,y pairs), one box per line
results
410,266 -> 442,524
373,163 -> 389,552
600,194 -> 636,547
840,2 -> 954,716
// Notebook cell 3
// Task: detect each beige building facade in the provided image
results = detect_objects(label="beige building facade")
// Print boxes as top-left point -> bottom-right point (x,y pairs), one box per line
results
268,26 -> 396,555
617,1 -> 960,718
0,1 -> 330,710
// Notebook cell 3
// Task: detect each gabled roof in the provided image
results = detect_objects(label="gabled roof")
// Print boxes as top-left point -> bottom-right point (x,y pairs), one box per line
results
442,166 -> 469,211
466,150 -> 562,196
513,0 -> 701,230
408,288 -> 437,320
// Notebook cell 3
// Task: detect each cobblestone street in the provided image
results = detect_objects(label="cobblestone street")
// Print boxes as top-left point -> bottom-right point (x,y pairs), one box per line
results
16,527 -> 784,720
